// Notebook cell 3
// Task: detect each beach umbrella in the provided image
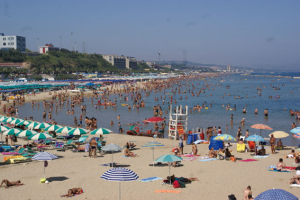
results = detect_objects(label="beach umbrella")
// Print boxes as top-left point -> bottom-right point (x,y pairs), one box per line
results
9,118 -> 24,125
56,127 -> 73,134
3,117 -> 15,123
0,116 -> 7,122
26,122 -> 40,130
101,168 -> 139,200
141,142 -> 164,167
16,120 -> 31,126
67,128 -> 88,136
2,128 -> 21,136
86,82 -> 95,86
269,131 -> 289,139
102,144 -> 123,166
245,135 -> 265,142
90,128 -> 112,136
16,130 -> 38,137
290,127 -> 300,134
293,133 -> 300,139
251,124 -> 272,136
155,154 -> 183,185
146,117 -> 164,123
44,125 -> 62,132
34,123 -> 51,130
255,188 -> 298,200
0,125 -> 11,132
213,134 -> 236,141
28,132 -> 53,140
31,152 -> 58,179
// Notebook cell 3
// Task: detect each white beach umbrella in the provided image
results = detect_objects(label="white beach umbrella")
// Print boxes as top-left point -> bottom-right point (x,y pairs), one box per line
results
29,132 -> 53,140
67,128 -> 88,136
34,123 -> 51,130
56,127 -> 73,134
10,118 -> 24,125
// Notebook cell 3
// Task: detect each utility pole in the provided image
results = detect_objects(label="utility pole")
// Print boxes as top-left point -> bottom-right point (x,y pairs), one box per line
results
82,40 -> 85,53
71,32 -> 73,51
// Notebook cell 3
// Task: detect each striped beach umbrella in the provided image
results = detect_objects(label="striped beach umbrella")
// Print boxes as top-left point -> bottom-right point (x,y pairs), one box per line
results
213,134 -> 236,141
0,116 -> 7,122
142,142 -> 164,167
16,120 -> 31,126
255,188 -> 298,200
32,152 -> 58,179
101,168 -> 139,200
90,128 -> 112,135
44,125 -> 62,132
34,123 -> 51,130
0,125 -> 11,132
29,132 -> 53,140
2,128 -> 21,136
56,127 -> 73,134
26,122 -> 40,130
290,127 -> 300,134
245,134 -> 265,142
67,128 -> 88,136
155,154 -> 182,185
16,130 -> 38,137
10,118 -> 24,125
3,117 -> 15,123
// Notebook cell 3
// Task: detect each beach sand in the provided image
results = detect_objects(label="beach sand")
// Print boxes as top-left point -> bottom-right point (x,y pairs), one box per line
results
0,133 -> 299,200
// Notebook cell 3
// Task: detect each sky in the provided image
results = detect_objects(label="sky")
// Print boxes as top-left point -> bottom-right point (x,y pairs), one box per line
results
1,0 -> 300,69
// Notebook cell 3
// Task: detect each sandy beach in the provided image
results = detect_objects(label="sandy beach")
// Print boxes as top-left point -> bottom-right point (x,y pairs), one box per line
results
0,132 -> 299,200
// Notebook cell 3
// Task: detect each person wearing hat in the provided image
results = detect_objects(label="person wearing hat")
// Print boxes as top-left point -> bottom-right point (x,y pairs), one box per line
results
270,134 -> 276,154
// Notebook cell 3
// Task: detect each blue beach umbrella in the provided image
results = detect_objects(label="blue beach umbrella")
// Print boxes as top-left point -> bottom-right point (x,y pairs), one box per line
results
255,188 -> 298,200
290,127 -> 300,134
213,134 -> 236,141
142,142 -> 164,167
86,82 -> 95,86
155,154 -> 182,184
101,168 -> 139,200
32,152 -> 58,179
245,135 -> 265,142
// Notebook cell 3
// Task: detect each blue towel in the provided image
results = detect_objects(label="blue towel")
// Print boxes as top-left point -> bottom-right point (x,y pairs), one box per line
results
268,169 -> 291,173
138,177 -> 163,182
198,158 -> 218,162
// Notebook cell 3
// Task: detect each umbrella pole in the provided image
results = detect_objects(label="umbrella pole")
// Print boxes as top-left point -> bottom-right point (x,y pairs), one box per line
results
169,163 -> 171,185
44,164 -> 46,179
119,181 -> 121,200
111,153 -> 113,167
152,147 -> 154,167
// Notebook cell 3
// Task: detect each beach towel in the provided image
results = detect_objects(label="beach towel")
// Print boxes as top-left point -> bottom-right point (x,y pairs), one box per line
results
254,155 -> 270,158
293,163 -> 300,165
268,169 -> 291,172
194,140 -> 207,144
155,190 -> 181,194
2,152 -> 19,155
285,166 -> 296,170
139,177 -> 163,182
239,159 -> 258,162
198,158 -> 217,162
182,157 -> 197,161
290,184 -> 300,188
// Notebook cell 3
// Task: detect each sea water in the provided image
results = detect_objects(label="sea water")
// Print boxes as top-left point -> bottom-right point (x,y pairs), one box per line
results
18,74 -> 300,146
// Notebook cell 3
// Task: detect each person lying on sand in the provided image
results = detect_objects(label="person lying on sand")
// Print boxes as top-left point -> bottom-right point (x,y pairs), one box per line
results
277,158 -> 294,172
124,148 -> 137,157
0,180 -> 24,188
61,188 -> 83,197
289,175 -> 300,184
167,175 -> 199,183
295,155 -> 300,164
284,150 -> 297,158
125,142 -> 136,149
208,147 -> 217,158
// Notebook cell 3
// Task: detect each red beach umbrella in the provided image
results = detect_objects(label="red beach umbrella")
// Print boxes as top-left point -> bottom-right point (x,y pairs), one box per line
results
250,124 -> 272,136
146,117 -> 164,123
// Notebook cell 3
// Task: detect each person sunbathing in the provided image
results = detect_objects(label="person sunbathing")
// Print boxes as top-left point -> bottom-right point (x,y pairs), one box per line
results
295,155 -> 300,164
167,175 -> 199,183
257,145 -> 266,156
289,175 -> 300,184
191,143 -> 198,155
208,147 -> 217,158
61,188 -> 83,197
277,158 -> 294,172
124,148 -> 137,157
284,150 -> 297,158
0,179 -> 24,188
125,142 -> 136,149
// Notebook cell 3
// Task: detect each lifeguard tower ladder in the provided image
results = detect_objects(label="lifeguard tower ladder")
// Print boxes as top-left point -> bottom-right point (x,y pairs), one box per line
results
168,105 -> 188,140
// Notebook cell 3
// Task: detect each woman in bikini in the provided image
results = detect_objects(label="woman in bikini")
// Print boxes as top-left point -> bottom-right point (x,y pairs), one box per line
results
61,188 -> 83,197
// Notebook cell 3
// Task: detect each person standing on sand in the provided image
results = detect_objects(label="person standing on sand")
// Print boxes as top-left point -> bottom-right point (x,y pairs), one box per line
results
179,135 -> 184,154
243,186 -> 252,200
270,134 -> 276,154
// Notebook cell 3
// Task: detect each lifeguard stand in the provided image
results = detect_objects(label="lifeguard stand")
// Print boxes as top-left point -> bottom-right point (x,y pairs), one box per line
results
168,105 -> 188,140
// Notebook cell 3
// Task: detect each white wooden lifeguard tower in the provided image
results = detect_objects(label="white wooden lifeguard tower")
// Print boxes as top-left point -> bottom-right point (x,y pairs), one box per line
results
168,105 -> 188,140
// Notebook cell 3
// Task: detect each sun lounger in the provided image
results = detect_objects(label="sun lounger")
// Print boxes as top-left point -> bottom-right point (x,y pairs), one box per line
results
4,155 -> 23,162
74,135 -> 89,144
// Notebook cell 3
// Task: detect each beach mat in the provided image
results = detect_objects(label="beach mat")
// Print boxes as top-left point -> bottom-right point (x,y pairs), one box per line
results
155,190 -> 181,194
239,159 -> 258,162
268,169 -> 291,173
198,158 -> 217,162
254,155 -> 270,158
139,177 -> 163,182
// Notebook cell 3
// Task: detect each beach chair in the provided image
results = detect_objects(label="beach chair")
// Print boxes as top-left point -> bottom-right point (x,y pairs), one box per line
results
74,135 -> 89,144
56,135 -> 65,140
55,142 -> 65,152
65,140 -> 74,149
248,141 -> 256,152
237,143 -> 246,152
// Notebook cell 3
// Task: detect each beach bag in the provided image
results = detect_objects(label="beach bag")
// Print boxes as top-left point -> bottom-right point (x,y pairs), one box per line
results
228,194 -> 237,200
173,180 -> 180,188
230,156 -> 236,162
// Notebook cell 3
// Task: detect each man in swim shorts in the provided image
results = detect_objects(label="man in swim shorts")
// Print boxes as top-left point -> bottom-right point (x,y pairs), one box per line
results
0,180 -> 24,188
90,138 -> 97,158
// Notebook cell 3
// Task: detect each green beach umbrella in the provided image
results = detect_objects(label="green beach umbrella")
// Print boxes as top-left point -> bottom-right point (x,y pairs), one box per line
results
16,130 -> 38,137
10,118 -> 24,125
67,128 -> 88,136
2,128 -> 21,136
26,122 -> 40,130
34,123 -> 51,130
155,154 -> 183,185
56,127 -> 73,134
3,117 -> 15,123
29,132 -> 53,140
44,125 -> 62,132
0,116 -> 7,122
16,120 -> 31,126
90,128 -> 112,136
0,125 -> 11,132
